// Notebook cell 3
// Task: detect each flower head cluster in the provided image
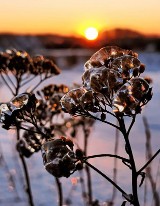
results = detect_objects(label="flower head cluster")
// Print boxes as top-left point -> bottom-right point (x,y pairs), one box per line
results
36,84 -> 69,122
61,46 -> 152,115
17,127 -> 42,158
0,93 -> 37,129
15,84 -> 69,158
61,88 -> 100,114
41,137 -> 82,177
113,77 -> 152,114
15,84 -> 94,158
0,49 -> 60,76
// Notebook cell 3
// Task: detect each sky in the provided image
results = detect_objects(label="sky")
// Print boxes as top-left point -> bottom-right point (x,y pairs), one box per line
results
0,0 -> 160,37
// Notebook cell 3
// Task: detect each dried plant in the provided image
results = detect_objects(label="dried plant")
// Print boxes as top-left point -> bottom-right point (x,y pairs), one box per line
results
0,49 -> 95,206
60,46 -> 159,206
0,46 -> 159,206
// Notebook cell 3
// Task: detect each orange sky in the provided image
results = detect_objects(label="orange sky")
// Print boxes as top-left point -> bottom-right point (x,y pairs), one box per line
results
0,0 -> 160,37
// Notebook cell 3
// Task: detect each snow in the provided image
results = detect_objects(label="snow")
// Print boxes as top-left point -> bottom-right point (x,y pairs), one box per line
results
0,51 -> 160,206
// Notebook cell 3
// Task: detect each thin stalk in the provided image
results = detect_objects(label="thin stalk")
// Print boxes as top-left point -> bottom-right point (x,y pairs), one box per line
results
83,124 -> 93,205
27,112 -> 48,139
119,117 -> 140,206
86,111 -> 120,130
1,74 -> 15,95
55,178 -> 63,206
83,161 -> 130,202
18,126 -> 42,135
102,109 -> 116,117
138,149 -> 160,175
15,76 -> 21,96
85,166 -> 92,205
127,114 -> 136,135
16,128 -> 34,206
79,171 -> 88,206
30,75 -> 52,93
142,116 -> 160,206
103,94 -> 112,106
111,125 -> 119,204
5,72 -> 16,89
84,154 -> 129,163
21,76 -> 37,87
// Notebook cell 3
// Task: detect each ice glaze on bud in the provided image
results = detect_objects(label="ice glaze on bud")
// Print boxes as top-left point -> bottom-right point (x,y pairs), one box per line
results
41,138 -> 77,177
61,46 -> 152,117
113,78 -> 151,114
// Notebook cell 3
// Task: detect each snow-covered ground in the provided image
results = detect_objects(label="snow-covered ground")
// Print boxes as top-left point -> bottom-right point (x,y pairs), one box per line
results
0,51 -> 160,206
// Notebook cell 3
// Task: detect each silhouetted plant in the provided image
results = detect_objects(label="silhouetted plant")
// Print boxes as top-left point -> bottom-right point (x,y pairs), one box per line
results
60,46 -> 159,206
0,46 -> 159,206
0,49 -> 60,206
0,49 -> 60,96
0,50 -> 95,206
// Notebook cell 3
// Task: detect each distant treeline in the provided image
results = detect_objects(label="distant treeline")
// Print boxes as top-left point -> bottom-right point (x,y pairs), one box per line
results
0,28 -> 160,52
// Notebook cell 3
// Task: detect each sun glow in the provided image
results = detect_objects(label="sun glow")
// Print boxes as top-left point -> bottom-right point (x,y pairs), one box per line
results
85,27 -> 99,40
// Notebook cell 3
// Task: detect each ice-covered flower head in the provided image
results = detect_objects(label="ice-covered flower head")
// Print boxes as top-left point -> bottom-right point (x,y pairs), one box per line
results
61,46 -> 152,116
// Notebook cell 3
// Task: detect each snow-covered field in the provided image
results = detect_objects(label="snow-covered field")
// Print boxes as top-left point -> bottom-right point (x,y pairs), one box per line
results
0,51 -> 160,206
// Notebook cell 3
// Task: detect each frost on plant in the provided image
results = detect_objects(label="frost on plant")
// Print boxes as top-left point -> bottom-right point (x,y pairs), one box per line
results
61,46 -> 152,116
113,77 -> 151,114
41,137 -> 82,177
60,46 -> 156,206
0,93 -> 37,129
0,46 -> 158,206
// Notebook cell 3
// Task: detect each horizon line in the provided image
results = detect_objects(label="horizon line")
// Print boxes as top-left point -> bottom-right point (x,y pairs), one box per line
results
0,28 -> 160,38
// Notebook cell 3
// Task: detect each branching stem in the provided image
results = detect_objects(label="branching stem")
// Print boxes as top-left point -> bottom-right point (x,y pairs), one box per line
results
118,117 -> 140,206
137,149 -> 160,175
84,154 -> 129,163
83,161 -> 130,202
1,74 -> 15,95
86,111 -> 120,130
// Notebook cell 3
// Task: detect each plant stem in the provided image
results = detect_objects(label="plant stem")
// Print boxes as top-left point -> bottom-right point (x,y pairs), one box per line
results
55,178 -> 63,206
18,126 -> 42,135
29,113 -> 48,139
5,72 -> 16,89
21,76 -> 37,87
30,75 -> 52,93
142,116 -> 160,206
138,149 -> 160,175
83,161 -> 130,202
111,125 -> 119,204
127,114 -> 136,135
84,154 -> 129,163
16,128 -> 34,206
79,171 -> 88,206
119,117 -> 140,206
15,75 -> 22,96
85,165 -> 92,205
83,124 -> 93,205
86,111 -> 120,130
1,73 -> 15,95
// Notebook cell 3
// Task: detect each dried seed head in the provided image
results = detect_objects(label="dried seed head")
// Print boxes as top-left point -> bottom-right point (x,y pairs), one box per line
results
113,78 -> 151,114
41,138 -> 77,177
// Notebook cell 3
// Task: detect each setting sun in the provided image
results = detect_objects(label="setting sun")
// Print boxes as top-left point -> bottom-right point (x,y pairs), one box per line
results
85,27 -> 99,40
